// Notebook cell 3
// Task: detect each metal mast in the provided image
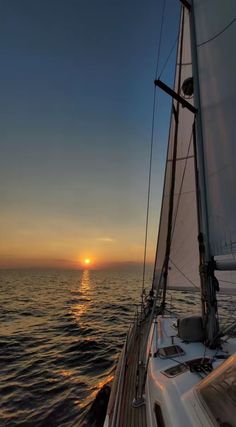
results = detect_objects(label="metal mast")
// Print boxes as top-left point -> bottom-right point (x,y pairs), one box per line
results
158,7 -> 185,311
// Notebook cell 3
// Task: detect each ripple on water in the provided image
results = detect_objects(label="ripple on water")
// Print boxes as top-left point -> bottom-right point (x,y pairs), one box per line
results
1,268 -> 235,426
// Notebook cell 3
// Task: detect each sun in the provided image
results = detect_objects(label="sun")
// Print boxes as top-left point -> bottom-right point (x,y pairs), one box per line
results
80,256 -> 93,268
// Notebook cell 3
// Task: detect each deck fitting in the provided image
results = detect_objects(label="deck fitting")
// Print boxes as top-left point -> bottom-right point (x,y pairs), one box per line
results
132,396 -> 145,408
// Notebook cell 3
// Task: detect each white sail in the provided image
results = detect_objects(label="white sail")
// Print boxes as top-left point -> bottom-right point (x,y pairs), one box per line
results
154,7 -> 200,291
193,0 -> 236,258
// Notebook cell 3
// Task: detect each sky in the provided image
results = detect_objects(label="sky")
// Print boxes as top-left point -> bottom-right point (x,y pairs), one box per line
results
0,0 -> 180,269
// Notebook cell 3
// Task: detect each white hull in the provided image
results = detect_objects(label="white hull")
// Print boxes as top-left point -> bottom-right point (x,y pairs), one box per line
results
146,316 -> 236,427
105,313 -> 236,426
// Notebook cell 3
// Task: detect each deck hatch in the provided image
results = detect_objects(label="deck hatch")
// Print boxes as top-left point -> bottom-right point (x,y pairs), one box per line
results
157,345 -> 185,358
161,357 -> 213,378
162,363 -> 188,378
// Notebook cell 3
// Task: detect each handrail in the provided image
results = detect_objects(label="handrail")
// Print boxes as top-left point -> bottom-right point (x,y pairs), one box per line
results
109,325 -> 132,427
113,340 -> 127,427
105,315 -> 139,427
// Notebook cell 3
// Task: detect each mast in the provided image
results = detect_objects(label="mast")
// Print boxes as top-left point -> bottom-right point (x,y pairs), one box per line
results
188,0 -> 219,346
160,8 -> 185,310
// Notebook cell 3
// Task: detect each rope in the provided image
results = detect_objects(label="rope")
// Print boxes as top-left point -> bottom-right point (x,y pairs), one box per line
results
141,0 -> 166,305
197,17 -> 236,47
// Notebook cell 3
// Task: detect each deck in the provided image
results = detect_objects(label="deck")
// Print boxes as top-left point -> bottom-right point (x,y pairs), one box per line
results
108,312 -> 151,427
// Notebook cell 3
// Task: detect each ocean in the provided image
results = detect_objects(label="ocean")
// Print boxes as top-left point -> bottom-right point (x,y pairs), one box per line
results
1,268 -> 235,427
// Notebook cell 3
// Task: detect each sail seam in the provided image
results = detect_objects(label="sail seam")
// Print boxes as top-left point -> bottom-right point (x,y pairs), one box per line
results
169,258 -> 199,289
167,154 -> 194,162
197,17 -> 236,47
219,279 -> 236,285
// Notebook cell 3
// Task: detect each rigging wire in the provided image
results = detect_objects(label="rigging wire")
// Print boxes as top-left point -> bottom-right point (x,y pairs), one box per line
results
141,0 -> 166,305
159,6 -> 186,310
158,35 -> 178,79
136,0 -> 167,403
152,4 -> 183,300
154,0 -> 167,79
197,17 -> 236,47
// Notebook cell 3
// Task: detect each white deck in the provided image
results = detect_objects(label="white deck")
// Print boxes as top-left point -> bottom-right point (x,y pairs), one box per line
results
146,316 -> 236,427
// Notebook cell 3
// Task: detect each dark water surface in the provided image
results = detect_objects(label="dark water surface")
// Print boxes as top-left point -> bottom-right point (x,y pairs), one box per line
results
1,269 -> 235,426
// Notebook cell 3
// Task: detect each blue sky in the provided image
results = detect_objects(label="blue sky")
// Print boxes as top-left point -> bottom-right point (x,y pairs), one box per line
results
0,0 -> 180,268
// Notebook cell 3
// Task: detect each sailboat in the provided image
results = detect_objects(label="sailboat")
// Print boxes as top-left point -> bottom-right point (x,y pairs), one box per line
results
103,1 -> 236,426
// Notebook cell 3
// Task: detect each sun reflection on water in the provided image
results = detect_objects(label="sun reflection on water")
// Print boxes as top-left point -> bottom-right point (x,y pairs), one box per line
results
71,270 -> 91,320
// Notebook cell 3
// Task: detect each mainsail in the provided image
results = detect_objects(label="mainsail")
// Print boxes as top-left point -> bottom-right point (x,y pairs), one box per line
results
193,0 -> 236,260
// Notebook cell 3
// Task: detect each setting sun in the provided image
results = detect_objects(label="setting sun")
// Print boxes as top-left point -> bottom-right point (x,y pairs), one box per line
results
79,257 -> 94,269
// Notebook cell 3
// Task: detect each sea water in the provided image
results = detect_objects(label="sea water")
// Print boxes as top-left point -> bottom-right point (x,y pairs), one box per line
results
1,268 -> 235,426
